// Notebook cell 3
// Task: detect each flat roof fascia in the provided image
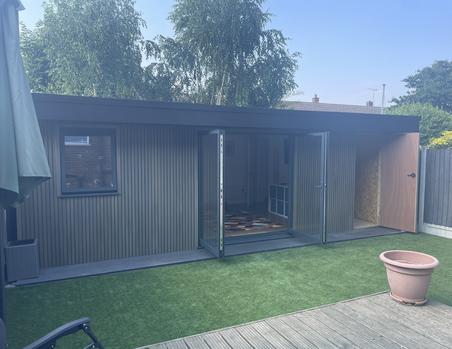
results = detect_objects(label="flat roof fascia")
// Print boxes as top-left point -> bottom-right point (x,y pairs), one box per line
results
32,93 -> 419,134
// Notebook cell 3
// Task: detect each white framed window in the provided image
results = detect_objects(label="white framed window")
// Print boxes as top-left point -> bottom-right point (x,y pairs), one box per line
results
269,184 -> 289,218
64,135 -> 90,146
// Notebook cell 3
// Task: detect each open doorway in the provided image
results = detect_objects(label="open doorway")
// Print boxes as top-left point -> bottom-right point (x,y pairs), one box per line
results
223,133 -> 290,238
199,129 -> 417,256
325,132 -> 418,242
324,133 -> 389,242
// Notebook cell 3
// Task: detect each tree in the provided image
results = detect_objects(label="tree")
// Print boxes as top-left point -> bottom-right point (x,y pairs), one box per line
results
393,61 -> 452,113
21,0 -> 146,99
429,131 -> 452,149
145,0 -> 300,107
20,24 -> 50,93
389,103 -> 452,146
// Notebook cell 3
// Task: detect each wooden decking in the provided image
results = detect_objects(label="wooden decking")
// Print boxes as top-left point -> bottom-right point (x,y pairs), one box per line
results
139,293 -> 452,349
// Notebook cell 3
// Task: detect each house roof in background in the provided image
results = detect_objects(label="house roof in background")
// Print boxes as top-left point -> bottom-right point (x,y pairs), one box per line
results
281,101 -> 383,114
32,93 -> 418,134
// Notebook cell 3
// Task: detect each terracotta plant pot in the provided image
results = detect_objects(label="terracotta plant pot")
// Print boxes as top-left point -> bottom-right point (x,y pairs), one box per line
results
379,250 -> 439,305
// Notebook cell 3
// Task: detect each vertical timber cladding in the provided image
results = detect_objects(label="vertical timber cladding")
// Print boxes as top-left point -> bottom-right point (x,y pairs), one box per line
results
16,122 -> 199,268
292,133 -> 356,234
326,133 -> 356,233
292,135 -> 323,233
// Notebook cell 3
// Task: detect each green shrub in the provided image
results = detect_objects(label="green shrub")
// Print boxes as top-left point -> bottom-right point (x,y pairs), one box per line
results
429,130 -> 452,149
389,103 -> 452,145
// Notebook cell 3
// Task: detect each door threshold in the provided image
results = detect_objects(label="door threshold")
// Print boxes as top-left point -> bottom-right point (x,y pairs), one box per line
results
224,230 -> 293,245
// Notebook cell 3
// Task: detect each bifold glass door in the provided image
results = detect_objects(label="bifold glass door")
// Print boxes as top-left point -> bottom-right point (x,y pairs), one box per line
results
199,129 -> 224,257
290,132 -> 328,243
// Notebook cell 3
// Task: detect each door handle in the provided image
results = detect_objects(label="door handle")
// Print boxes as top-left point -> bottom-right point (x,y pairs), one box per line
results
407,172 -> 416,178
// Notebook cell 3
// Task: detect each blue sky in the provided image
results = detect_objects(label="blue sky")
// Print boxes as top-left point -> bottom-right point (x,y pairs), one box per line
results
19,0 -> 452,105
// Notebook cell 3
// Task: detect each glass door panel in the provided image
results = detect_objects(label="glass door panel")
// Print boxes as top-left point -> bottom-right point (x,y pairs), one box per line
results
199,130 -> 224,257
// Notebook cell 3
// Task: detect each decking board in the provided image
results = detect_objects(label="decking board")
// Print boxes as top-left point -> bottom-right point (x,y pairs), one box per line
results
219,328 -> 253,349
308,308 -> 386,349
281,315 -> 337,349
202,332 -> 232,349
138,293 -> 452,349
251,321 -> 297,348
294,312 -> 359,348
265,317 -> 317,349
320,307 -> 401,349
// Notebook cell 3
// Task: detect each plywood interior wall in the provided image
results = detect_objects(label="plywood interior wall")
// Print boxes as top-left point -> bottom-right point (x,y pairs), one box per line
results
354,141 -> 381,224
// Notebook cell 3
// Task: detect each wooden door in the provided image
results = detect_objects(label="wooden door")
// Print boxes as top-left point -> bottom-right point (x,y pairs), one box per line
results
379,133 -> 419,232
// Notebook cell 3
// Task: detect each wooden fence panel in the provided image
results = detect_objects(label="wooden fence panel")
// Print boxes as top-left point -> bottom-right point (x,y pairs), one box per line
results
423,149 -> 452,227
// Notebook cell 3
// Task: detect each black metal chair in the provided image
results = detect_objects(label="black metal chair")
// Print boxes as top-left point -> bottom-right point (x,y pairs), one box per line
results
0,317 -> 104,349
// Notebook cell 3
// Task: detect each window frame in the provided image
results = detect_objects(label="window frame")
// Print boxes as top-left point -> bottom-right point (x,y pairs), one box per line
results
60,127 -> 118,196
268,184 -> 289,218
64,135 -> 91,146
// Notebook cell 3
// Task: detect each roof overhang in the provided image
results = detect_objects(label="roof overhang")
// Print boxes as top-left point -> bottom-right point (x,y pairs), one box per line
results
32,93 -> 419,134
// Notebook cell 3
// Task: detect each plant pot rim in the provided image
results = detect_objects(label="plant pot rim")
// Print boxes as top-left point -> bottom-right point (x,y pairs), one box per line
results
379,250 -> 439,270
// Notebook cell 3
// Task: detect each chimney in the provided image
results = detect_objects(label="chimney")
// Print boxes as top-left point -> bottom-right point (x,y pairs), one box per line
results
312,94 -> 319,103
366,100 -> 374,107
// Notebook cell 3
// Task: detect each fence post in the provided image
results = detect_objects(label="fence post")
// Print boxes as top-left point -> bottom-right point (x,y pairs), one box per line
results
417,147 -> 427,233
0,209 -> 5,321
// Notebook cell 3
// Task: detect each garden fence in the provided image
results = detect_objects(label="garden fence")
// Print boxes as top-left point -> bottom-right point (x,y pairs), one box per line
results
418,147 -> 452,238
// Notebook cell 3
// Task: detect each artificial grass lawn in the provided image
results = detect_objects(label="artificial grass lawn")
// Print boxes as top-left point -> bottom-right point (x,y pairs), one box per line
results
7,233 -> 452,349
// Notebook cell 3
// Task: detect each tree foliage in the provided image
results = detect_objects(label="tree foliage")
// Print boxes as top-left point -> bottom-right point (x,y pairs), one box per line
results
389,103 -> 452,146
20,25 -> 50,93
21,0 -> 300,106
393,60 -> 452,113
21,0 -> 146,98
429,131 -> 452,149
145,0 -> 300,107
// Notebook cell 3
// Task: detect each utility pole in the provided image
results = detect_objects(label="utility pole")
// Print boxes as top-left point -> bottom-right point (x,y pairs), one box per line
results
368,88 -> 378,104
381,83 -> 386,114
